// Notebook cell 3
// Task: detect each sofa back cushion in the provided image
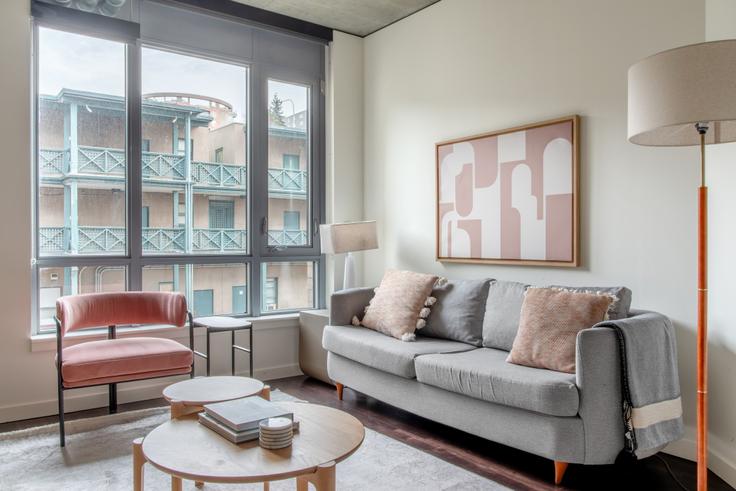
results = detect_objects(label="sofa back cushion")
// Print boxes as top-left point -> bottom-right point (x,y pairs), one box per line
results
422,279 -> 491,346
507,287 -> 613,373
482,280 -> 529,351
549,285 -> 632,320
361,270 -> 439,341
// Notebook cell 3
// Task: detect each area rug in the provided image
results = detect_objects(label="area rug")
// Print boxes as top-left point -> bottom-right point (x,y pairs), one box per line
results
0,391 -> 505,490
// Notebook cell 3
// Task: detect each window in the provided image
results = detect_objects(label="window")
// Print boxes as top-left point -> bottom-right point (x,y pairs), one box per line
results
283,154 -> 299,170
209,200 -> 235,229
142,207 -> 150,228
33,8 -> 325,333
283,211 -> 300,231
268,81 -> 310,248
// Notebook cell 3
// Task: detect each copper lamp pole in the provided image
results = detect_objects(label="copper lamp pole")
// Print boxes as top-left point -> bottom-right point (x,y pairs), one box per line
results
696,123 -> 708,490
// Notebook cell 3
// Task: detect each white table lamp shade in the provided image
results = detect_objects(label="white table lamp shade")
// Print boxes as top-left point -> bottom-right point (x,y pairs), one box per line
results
320,221 -> 378,255
628,39 -> 736,146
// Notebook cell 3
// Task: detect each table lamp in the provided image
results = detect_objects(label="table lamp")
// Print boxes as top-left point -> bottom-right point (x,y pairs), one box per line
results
320,221 -> 378,290
628,39 -> 736,491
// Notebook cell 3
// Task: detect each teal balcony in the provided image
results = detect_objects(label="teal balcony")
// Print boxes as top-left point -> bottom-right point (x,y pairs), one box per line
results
39,147 -> 305,193
40,227 -> 305,255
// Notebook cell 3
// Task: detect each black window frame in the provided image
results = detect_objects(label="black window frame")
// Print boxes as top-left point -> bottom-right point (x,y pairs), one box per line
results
30,4 -> 326,334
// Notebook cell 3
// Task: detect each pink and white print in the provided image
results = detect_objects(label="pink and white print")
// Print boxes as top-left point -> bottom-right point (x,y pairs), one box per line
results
437,117 -> 577,265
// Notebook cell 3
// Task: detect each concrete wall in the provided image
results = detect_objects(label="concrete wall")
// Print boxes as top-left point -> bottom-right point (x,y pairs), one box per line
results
360,0 -> 734,483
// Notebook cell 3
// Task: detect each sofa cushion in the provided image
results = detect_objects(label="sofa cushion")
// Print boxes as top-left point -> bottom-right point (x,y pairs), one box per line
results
482,280 -> 529,351
507,288 -> 613,373
550,285 -> 632,320
422,279 -> 491,346
360,270 -> 439,341
323,325 -> 474,378
415,348 -> 579,416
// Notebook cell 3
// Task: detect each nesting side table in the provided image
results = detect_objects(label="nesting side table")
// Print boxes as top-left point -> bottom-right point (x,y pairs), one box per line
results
193,316 -> 253,377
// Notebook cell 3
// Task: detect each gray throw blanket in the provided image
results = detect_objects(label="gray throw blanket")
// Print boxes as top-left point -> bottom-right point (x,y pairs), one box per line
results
595,310 -> 685,459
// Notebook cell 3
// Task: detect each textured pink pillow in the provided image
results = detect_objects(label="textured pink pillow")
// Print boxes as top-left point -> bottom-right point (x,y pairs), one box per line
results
507,288 -> 613,373
359,270 -> 439,341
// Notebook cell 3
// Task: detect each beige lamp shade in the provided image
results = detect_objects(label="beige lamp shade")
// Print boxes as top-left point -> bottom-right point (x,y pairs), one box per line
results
320,221 -> 378,255
628,39 -> 736,146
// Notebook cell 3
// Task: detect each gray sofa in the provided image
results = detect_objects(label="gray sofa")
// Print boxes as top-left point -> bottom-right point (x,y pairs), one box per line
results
322,284 -> 642,484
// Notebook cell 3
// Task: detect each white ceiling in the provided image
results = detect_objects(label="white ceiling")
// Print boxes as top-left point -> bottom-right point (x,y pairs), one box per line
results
232,0 -> 440,37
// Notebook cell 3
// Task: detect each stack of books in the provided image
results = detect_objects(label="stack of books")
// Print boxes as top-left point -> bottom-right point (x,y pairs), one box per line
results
198,396 -> 293,444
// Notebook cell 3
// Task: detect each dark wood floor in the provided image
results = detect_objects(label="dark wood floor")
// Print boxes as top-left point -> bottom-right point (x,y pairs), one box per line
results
1,375 -> 731,491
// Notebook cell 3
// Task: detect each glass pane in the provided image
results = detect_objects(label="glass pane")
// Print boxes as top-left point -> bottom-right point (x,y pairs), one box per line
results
141,48 -> 248,255
38,265 -> 127,332
37,28 -> 127,256
142,263 -> 248,316
267,80 -> 310,248
261,261 -> 314,312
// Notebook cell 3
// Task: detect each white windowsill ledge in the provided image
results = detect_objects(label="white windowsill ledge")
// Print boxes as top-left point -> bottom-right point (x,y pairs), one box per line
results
30,312 -> 302,353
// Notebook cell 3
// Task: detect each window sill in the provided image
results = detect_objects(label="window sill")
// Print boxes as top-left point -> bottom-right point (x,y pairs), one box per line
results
30,312 -> 301,353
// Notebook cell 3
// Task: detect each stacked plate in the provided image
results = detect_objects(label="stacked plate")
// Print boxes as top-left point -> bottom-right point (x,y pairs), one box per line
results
258,417 -> 294,450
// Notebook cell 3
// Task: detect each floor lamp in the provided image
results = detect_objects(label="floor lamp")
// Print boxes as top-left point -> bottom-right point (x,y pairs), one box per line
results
628,40 -> 736,490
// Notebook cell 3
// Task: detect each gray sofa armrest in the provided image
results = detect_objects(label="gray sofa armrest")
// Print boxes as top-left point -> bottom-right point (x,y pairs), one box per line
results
329,287 -> 375,326
575,326 -> 625,464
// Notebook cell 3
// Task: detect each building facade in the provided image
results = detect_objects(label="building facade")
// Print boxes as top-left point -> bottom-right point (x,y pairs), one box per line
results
37,89 -> 313,327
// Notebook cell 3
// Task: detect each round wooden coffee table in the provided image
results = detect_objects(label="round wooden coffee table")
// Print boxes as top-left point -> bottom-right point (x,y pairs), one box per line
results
162,376 -> 268,419
133,402 -> 364,491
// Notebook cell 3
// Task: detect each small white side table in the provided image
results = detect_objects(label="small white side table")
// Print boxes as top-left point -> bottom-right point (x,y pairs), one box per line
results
299,310 -> 331,385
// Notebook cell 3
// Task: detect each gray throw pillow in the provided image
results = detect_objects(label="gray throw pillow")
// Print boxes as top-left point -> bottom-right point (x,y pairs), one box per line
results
549,285 -> 632,320
422,279 -> 492,346
482,280 -> 529,351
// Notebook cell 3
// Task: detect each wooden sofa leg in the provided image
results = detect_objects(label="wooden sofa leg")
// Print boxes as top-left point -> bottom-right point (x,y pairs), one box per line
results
335,382 -> 344,401
554,461 -> 568,485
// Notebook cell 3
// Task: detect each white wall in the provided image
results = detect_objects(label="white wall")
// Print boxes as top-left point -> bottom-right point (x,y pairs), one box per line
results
326,32 -> 366,292
361,0 -> 734,482
703,0 -> 736,486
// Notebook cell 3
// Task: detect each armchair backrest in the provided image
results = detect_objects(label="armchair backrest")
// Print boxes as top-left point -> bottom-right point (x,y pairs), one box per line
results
56,291 -> 188,336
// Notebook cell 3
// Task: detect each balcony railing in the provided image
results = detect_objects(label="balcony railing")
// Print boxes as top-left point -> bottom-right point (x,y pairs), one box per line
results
193,229 -> 247,252
267,229 -> 308,246
39,147 -> 305,193
143,228 -> 185,253
192,161 -> 246,187
268,168 -> 307,193
40,227 -> 305,254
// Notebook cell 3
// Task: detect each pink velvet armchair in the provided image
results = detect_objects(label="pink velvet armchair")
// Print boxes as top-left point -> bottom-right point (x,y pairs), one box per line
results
54,291 -> 194,446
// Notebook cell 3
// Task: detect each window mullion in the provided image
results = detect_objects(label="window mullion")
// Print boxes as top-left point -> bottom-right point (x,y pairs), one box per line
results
128,41 -> 143,292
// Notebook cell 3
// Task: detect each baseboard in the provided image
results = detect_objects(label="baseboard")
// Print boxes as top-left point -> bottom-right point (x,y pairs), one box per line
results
662,425 -> 736,489
0,363 -> 302,424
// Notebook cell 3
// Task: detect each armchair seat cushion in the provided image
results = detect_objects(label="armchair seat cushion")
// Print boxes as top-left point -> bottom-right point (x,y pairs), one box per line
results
415,348 -> 579,416
61,337 -> 193,387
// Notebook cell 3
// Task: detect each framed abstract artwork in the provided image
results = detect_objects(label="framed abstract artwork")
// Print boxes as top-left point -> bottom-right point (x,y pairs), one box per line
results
436,115 -> 579,267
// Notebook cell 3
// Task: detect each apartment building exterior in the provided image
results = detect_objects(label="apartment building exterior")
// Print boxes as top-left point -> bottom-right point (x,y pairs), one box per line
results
37,89 -> 313,326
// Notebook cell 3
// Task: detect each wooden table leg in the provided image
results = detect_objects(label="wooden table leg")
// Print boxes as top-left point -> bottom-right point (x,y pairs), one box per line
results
171,476 -> 183,491
133,437 -> 145,491
297,461 -> 336,491
170,400 -> 202,420
260,385 -> 271,401
263,481 -> 270,491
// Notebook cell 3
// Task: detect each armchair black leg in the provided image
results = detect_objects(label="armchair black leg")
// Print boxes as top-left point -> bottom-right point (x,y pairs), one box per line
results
109,383 -> 117,414
58,384 -> 65,447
